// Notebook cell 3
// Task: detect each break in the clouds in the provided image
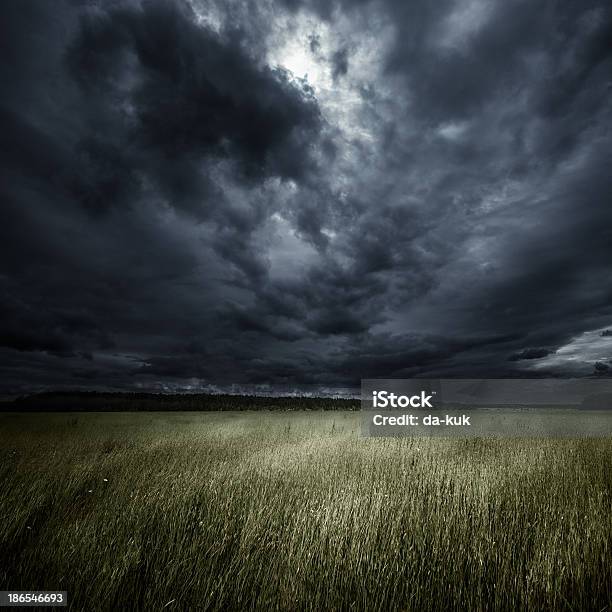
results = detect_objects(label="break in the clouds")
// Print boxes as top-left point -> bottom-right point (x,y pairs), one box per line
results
1,0 -> 612,393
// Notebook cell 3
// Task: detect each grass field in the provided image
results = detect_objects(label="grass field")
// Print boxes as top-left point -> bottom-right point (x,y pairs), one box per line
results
1,411 -> 611,611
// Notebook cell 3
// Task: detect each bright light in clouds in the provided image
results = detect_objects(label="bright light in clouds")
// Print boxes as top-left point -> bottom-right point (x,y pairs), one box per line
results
268,16 -> 332,91
276,41 -> 327,87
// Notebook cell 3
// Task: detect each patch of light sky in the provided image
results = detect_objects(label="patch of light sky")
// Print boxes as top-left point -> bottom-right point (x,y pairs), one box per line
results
265,7 -> 394,140
530,326 -> 612,374
264,212 -> 320,281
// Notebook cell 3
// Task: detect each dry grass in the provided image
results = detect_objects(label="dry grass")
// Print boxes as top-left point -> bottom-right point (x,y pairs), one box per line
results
0,411 -> 611,611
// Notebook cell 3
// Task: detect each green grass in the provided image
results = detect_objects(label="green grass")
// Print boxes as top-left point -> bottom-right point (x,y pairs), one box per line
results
0,411 -> 611,611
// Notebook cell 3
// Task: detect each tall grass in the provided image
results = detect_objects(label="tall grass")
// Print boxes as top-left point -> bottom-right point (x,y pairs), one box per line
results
0,411 -> 610,611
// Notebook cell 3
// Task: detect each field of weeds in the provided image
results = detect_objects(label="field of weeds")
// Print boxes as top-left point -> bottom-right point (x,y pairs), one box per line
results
1,411 -> 610,611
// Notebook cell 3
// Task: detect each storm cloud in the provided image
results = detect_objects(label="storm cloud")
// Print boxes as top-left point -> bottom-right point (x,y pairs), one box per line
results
1,0 -> 612,393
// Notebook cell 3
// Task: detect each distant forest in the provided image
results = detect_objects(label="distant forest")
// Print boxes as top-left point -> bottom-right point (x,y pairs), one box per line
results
4,391 -> 611,412
3,392 -> 360,412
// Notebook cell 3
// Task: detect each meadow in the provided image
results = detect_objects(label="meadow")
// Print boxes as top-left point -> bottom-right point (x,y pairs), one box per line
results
0,410 -> 611,611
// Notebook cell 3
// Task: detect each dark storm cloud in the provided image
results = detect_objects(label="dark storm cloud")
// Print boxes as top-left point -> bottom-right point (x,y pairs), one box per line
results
2,0 -> 612,392
65,0 -> 321,213
509,348 -> 553,362
331,47 -> 349,81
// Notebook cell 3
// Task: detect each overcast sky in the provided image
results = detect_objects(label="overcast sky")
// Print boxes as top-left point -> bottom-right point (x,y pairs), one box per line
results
2,0 -> 612,393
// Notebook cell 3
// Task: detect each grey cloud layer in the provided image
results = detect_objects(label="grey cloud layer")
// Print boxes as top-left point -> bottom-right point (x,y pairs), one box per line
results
1,0 -> 612,392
